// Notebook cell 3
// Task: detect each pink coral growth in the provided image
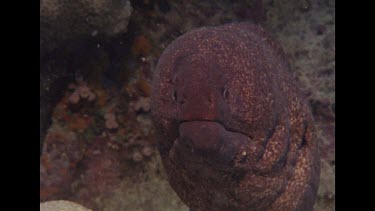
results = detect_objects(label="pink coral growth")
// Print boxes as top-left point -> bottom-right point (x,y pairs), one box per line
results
130,97 -> 150,112
141,146 -> 153,157
68,82 -> 96,105
132,151 -> 143,162
104,112 -> 119,130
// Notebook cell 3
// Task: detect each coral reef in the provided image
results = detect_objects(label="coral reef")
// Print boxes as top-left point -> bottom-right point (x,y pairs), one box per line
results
40,0 -> 132,53
40,80 -> 156,210
40,0 -> 133,149
40,125 -> 86,200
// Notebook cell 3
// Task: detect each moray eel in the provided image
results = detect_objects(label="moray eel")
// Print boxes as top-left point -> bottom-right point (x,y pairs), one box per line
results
151,22 -> 320,211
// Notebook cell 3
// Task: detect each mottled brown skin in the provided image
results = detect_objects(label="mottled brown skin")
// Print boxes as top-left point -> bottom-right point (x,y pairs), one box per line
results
151,22 -> 320,211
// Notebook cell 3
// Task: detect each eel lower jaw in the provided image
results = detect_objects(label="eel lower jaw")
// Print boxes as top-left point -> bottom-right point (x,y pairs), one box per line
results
171,120 -> 253,170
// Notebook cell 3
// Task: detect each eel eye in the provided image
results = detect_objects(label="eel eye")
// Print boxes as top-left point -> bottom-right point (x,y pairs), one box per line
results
223,88 -> 229,99
173,90 -> 178,102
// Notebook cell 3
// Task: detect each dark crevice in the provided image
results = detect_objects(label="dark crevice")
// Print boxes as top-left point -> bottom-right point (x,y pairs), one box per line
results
230,171 -> 246,183
178,119 -> 252,140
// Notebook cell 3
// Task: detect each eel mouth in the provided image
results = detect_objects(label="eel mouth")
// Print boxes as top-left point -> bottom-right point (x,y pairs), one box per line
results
172,120 -> 252,169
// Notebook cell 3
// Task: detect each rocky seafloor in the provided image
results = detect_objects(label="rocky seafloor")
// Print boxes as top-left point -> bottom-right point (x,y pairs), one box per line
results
40,0 -> 335,210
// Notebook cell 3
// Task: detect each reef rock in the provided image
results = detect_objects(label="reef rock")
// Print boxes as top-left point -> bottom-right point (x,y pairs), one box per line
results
40,200 -> 92,211
151,22 -> 320,211
40,0 -> 132,149
40,0 -> 132,52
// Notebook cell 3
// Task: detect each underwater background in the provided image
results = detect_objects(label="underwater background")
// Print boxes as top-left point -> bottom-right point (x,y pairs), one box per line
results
40,0 -> 335,210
